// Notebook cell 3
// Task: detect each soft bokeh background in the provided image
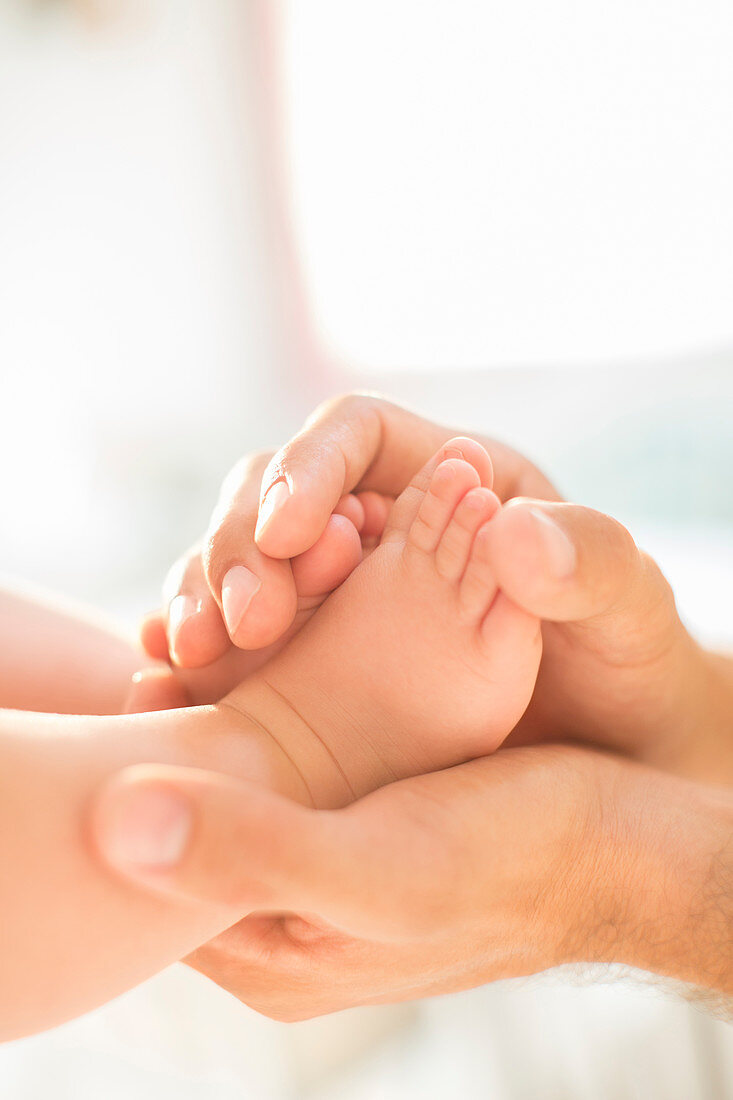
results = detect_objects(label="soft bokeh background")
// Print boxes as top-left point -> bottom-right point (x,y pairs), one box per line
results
1,1 -> 732,1096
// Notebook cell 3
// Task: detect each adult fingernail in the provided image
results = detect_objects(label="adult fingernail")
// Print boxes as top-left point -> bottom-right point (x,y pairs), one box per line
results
97,783 -> 192,870
221,565 -> 261,638
168,595 -> 201,653
255,480 -> 290,541
528,508 -> 577,578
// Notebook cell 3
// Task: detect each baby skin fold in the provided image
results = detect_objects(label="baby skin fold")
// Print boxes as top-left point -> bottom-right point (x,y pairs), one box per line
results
0,439 -> 541,1039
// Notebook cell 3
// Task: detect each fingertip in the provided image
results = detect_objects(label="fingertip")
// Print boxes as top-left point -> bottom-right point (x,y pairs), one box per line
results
255,454 -> 346,559
169,600 -> 232,668
523,506 -> 577,579
490,499 -> 577,578
222,559 -> 299,650
167,595 -> 202,666
478,500 -> 558,595
162,550 -> 230,669
254,478 -> 292,548
485,499 -> 640,623
91,764 -> 317,910
254,488 -> 331,558
123,667 -> 191,714
139,613 -> 170,662
91,765 -> 195,877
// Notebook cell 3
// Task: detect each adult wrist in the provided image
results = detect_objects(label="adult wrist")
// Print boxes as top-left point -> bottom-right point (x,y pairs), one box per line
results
704,649 -> 733,744
677,647 -> 733,784
567,758 -> 733,994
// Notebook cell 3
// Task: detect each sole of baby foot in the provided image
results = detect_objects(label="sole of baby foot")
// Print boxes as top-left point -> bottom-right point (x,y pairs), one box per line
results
237,442 -> 543,803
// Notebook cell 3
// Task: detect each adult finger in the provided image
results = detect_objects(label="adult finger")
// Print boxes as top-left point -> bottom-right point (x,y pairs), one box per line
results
162,547 -> 231,667
481,499 -> 680,641
201,452 -> 301,650
253,394 -> 504,559
139,612 -> 170,662
90,746 -> 596,942
91,763 -> 461,938
122,668 -> 192,713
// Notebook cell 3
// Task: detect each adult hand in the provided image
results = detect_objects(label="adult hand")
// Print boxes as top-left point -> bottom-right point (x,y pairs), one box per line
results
131,414 -> 496,701
133,445 -> 394,704
139,398 -> 552,670
119,394 -> 733,1018
153,398 -> 555,660
93,743 -> 733,1020
134,394 -> 725,782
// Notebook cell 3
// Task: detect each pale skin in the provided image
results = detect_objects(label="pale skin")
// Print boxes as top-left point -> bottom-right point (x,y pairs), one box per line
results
116,394 -> 732,1018
140,396 -> 732,785
0,583 -> 153,715
2,397 -> 731,1037
0,438 -> 545,1040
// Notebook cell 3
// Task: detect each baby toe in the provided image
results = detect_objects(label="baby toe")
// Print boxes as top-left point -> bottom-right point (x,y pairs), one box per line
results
407,459 -> 482,556
457,520 -> 500,624
434,487 -> 500,583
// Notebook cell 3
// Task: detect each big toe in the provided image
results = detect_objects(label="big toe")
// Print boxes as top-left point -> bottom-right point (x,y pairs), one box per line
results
403,458 -> 483,556
383,438 -> 492,545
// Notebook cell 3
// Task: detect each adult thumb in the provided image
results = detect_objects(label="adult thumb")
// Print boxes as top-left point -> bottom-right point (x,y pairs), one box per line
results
482,498 -> 679,640
90,765 -> 376,922
89,762 -> 455,940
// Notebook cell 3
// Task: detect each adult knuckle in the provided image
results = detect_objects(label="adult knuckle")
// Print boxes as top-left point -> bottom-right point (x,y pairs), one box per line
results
311,391 -> 374,422
219,450 -> 273,501
201,522 -> 247,588
638,551 -> 674,605
607,513 -> 639,566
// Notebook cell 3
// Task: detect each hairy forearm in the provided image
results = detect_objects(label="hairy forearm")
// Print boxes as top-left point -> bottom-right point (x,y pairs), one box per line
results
643,780 -> 733,996
569,761 -> 733,999
0,582 -> 151,714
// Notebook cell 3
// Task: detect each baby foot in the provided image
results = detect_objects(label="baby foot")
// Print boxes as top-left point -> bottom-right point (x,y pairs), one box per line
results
229,440 -> 543,803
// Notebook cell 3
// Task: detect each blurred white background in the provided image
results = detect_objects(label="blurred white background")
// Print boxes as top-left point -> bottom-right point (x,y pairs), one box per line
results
0,0 -> 732,1097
